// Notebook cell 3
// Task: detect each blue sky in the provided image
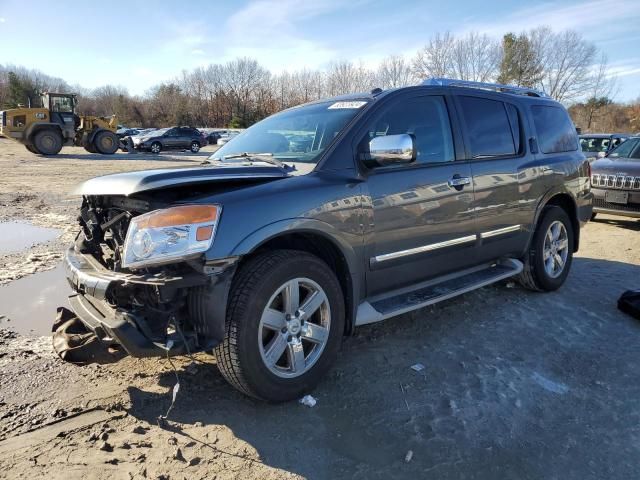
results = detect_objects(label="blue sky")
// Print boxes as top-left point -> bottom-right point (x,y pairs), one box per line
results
1,0 -> 639,101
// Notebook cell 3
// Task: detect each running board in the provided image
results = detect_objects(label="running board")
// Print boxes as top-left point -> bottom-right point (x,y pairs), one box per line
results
355,258 -> 523,326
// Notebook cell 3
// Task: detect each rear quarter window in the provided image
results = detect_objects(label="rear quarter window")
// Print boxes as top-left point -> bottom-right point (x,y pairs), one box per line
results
531,105 -> 578,154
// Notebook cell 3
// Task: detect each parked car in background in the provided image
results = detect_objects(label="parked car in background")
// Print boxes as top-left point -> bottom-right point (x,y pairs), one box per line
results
591,136 -> 640,219
579,133 -> 630,162
217,130 -> 241,146
60,79 -> 591,402
116,128 -> 141,139
133,126 -> 205,153
205,129 -> 227,145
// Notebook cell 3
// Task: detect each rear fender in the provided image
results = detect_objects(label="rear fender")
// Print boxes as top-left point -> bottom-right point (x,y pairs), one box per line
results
530,186 -> 581,252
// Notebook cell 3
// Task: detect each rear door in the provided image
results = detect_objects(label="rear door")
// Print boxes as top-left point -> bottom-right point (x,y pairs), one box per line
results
360,93 -> 477,296
179,127 -> 195,148
453,94 -> 531,263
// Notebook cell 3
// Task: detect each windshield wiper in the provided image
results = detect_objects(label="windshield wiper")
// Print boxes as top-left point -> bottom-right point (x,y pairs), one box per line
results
204,152 -> 295,170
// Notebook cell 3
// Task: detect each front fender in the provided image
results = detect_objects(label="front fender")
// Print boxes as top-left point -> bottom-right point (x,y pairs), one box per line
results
227,217 -> 363,332
230,217 -> 361,278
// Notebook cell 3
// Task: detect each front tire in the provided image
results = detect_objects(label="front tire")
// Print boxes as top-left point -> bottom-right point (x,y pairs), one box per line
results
214,250 -> 345,402
26,145 -> 41,154
518,206 -> 574,291
33,129 -> 62,156
150,141 -> 162,154
94,130 -> 119,154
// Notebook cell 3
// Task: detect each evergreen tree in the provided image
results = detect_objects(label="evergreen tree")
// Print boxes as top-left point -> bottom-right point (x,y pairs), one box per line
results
498,33 -> 543,87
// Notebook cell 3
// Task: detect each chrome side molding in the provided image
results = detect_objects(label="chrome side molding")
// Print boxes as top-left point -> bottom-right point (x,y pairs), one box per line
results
373,225 -> 521,264
480,225 -> 521,239
373,235 -> 477,263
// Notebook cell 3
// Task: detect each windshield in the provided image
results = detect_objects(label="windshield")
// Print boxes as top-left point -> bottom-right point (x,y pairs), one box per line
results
211,100 -> 368,164
580,136 -> 611,153
608,137 -> 640,159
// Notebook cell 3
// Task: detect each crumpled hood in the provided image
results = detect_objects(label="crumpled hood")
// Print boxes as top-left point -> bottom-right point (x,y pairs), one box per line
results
74,164 -> 291,196
592,157 -> 640,176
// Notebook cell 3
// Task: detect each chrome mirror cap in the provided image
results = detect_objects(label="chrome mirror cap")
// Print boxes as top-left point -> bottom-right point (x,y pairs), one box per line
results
369,134 -> 415,165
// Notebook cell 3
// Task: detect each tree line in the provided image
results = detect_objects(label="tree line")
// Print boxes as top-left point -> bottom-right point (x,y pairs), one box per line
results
1,26 -> 637,133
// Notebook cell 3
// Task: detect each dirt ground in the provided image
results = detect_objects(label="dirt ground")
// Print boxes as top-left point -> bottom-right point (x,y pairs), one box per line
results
1,137 -> 639,479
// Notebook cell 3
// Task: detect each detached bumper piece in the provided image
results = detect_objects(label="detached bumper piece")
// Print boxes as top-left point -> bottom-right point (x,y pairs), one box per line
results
52,307 -> 124,365
62,246 -> 232,358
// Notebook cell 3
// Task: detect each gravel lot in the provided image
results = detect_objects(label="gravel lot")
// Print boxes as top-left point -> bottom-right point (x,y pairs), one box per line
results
0,137 -> 639,480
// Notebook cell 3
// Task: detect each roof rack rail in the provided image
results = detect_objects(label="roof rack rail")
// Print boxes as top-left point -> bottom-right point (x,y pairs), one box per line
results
423,78 -> 548,98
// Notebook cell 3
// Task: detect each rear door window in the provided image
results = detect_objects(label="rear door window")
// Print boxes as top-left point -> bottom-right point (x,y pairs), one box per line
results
531,105 -> 578,154
457,96 -> 517,158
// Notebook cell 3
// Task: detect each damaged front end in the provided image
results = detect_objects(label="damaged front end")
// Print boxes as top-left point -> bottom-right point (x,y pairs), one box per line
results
58,194 -> 237,359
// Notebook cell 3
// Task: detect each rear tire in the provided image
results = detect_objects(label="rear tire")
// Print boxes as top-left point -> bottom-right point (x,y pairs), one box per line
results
84,143 -> 97,153
33,129 -> 62,156
214,250 -> 345,402
26,145 -> 41,154
94,131 -> 119,155
518,206 -> 574,292
590,212 -> 597,221
190,141 -> 201,153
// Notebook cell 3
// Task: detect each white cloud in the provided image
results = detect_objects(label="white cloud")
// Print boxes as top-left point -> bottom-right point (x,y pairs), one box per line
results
219,0 -> 369,71
133,67 -> 153,78
191,49 -> 205,56
0,17 -> 5,23
456,0 -> 640,38
608,60 -> 640,78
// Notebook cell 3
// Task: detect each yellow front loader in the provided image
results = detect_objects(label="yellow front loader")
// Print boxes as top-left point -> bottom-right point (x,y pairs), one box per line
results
0,93 -> 119,155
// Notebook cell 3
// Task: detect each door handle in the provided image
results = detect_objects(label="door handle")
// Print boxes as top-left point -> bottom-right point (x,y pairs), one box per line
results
448,176 -> 471,189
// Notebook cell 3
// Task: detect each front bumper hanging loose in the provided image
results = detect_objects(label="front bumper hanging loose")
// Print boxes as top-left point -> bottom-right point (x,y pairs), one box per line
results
62,246 -> 232,358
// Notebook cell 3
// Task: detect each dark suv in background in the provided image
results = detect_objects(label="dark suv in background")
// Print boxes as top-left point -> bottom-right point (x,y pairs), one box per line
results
59,79 -> 592,402
135,126 -> 205,153
591,135 -> 640,219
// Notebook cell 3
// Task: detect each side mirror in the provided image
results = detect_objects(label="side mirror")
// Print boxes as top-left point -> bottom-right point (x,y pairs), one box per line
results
597,151 -> 606,159
365,134 -> 415,167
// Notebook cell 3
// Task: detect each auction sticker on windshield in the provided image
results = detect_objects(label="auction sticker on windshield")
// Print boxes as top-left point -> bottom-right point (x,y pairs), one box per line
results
328,101 -> 367,109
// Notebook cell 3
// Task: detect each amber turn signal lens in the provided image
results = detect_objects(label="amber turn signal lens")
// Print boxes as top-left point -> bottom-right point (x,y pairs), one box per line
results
138,205 -> 219,229
196,225 -> 214,241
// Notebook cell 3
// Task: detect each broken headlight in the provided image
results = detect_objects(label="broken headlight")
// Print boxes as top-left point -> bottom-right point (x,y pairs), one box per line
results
122,205 -> 221,269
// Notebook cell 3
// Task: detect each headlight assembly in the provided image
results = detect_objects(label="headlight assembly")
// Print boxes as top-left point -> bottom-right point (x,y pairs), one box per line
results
122,205 -> 221,269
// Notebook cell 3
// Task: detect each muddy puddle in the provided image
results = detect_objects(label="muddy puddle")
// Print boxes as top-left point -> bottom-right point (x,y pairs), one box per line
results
0,221 -> 61,255
0,264 -> 71,336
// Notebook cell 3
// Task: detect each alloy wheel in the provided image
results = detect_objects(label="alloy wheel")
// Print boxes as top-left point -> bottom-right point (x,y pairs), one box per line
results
543,220 -> 569,278
258,277 -> 331,378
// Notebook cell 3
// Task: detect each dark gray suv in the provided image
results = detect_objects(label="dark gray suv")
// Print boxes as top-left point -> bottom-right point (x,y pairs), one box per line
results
60,79 -> 592,401
134,126 -> 205,153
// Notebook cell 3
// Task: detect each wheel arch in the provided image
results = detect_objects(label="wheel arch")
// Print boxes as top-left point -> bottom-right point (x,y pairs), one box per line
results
230,220 -> 361,335
26,122 -> 63,143
534,189 -> 580,252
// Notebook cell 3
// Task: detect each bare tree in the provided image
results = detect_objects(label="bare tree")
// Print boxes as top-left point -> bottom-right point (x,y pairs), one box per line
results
581,54 -> 618,129
326,61 -> 375,96
412,32 -> 455,80
376,55 -> 414,88
529,27 -> 597,102
450,32 -> 501,82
